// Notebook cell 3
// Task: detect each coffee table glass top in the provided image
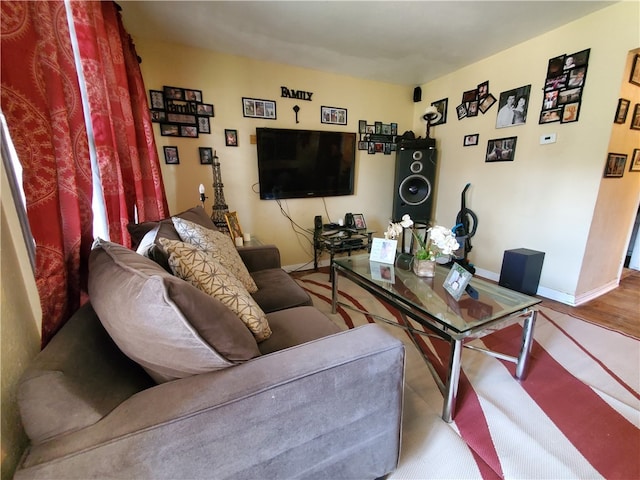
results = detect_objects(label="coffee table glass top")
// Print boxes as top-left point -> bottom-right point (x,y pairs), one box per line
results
333,254 -> 541,336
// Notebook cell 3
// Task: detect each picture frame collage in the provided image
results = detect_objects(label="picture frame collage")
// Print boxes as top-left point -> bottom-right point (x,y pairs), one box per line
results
150,86 -> 214,138
539,48 -> 590,124
357,119 -> 398,155
242,97 -> 276,119
321,106 -> 347,125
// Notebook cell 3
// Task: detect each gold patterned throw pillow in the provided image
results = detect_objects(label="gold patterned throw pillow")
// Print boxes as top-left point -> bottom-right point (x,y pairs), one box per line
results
159,238 -> 271,342
172,217 -> 258,293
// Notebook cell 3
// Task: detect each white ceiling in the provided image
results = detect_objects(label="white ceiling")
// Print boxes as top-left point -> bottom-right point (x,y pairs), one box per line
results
120,1 -> 615,86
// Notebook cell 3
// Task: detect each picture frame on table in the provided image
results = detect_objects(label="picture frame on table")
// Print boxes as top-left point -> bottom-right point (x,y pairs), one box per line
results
443,262 -> 473,301
629,53 -> 640,86
352,213 -> 367,230
199,147 -> 213,165
224,211 -> 243,241
430,98 -> 448,125
163,146 -> 179,165
603,153 -> 627,178
630,149 -> 640,172
614,98 -> 630,124
242,97 -> 277,119
369,238 -> 397,265
225,129 -> 238,147
321,106 -> 347,125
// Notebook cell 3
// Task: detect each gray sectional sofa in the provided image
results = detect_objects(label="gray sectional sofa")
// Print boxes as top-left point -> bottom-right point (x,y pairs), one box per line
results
14,207 -> 405,479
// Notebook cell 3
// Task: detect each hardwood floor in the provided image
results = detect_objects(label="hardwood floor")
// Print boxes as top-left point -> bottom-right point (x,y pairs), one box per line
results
540,268 -> 640,339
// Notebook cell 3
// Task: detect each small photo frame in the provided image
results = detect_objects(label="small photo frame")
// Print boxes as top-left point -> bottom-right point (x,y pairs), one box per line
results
431,98 -> 447,125
180,125 -> 198,138
630,53 -> 640,87
463,134 -> 479,146
462,89 -> 478,103
477,81 -> 489,99
242,97 -> 277,119
443,263 -> 473,301
224,211 -> 243,240
456,103 -> 468,120
604,153 -> 627,178
357,141 -> 368,150
321,106 -> 347,125
225,129 -> 238,147
196,104 -> 215,116
358,120 -> 366,134
163,86 -> 184,101
631,104 -> 640,130
478,93 -> 496,114
370,261 -> 395,283
539,108 -> 562,124
149,90 -> 165,110
630,149 -> 640,172
184,89 -> 202,102
163,146 -> 179,164
561,102 -> 580,123
614,98 -> 630,124
486,136 -> 517,162
352,213 -> 366,230
160,124 -> 180,136
198,116 -> 210,134
199,147 -> 213,165
369,238 -> 397,265
150,110 -> 166,123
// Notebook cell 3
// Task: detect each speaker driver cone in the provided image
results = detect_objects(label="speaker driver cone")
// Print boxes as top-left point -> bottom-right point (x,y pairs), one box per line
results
398,175 -> 431,205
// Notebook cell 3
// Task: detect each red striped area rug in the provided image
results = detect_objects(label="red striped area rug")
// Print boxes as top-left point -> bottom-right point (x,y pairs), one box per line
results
295,271 -> 640,479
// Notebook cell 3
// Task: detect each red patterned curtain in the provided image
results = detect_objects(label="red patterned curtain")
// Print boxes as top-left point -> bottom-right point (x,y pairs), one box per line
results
1,1 -> 94,345
71,1 -> 168,245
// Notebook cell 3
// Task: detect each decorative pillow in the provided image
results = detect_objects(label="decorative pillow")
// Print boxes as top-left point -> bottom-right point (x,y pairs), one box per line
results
160,238 -> 272,342
88,239 -> 261,383
172,217 -> 258,293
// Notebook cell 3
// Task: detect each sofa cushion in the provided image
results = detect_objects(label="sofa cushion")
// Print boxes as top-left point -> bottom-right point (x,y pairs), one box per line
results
160,238 -> 272,342
127,206 -> 216,271
88,239 -> 260,383
251,268 -> 314,313
258,306 -> 342,355
172,217 -> 258,293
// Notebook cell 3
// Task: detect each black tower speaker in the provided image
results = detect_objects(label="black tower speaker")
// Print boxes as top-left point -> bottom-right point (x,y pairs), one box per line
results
499,248 -> 545,295
392,139 -> 437,223
413,86 -> 422,102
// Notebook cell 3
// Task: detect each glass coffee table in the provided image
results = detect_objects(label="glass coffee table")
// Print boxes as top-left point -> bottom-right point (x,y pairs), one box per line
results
331,254 -> 541,423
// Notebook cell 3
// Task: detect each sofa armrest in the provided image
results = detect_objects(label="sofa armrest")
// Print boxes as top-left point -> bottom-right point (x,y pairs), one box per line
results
16,324 -> 405,480
237,244 -> 281,271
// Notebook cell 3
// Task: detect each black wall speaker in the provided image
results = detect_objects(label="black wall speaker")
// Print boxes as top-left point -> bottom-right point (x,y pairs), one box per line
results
314,215 -> 322,231
413,86 -> 422,103
499,248 -> 545,296
392,140 -> 437,223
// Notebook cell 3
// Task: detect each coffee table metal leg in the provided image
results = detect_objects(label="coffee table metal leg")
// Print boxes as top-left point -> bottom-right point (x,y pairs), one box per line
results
515,310 -> 537,379
331,264 -> 338,314
442,339 -> 463,423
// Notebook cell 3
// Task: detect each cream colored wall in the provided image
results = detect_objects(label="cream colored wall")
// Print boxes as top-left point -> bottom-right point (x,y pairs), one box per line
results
1,161 -> 41,479
577,48 -> 640,299
133,39 -> 413,267
413,2 -> 639,304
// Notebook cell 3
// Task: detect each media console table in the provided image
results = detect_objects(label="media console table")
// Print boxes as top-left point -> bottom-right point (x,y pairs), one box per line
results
331,254 -> 540,423
312,227 -> 374,280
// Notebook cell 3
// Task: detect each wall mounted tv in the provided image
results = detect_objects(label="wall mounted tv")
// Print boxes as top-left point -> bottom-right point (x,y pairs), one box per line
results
256,127 -> 356,200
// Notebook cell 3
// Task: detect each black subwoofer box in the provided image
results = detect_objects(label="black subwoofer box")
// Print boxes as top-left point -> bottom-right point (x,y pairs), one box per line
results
499,248 -> 545,295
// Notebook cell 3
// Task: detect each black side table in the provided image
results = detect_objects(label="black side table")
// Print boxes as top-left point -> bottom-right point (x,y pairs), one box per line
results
313,227 -> 374,279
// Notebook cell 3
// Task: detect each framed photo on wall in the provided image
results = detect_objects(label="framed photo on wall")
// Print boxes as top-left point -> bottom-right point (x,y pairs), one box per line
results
199,147 -> 213,165
321,106 -> 347,125
463,134 -> 479,146
495,85 -> 531,128
486,136 -> 517,162
631,104 -> 640,130
630,149 -> 640,172
163,146 -> 179,164
225,129 -> 238,146
604,153 -> 627,178
614,98 -> 630,124
430,98 -> 447,125
242,97 -> 276,119
629,53 -> 640,86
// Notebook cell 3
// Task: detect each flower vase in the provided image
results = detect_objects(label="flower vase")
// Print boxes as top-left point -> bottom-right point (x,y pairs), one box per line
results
413,258 -> 436,277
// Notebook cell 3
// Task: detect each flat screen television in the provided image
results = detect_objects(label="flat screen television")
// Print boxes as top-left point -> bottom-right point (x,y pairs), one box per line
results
256,127 -> 356,200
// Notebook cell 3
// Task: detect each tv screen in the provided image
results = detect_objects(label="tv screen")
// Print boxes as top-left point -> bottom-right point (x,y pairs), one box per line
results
256,128 -> 356,200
